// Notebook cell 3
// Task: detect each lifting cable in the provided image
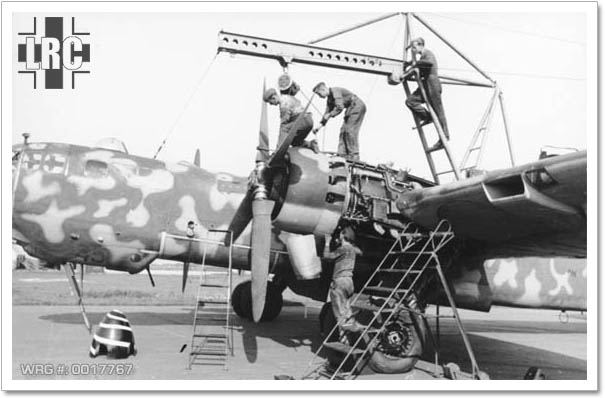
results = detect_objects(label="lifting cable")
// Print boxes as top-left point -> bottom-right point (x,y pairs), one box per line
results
298,86 -> 328,151
153,53 -> 218,159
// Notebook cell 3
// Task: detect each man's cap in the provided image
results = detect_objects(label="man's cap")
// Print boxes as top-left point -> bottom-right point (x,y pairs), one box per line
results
277,74 -> 293,91
263,88 -> 278,102
411,37 -> 425,46
313,82 -> 326,93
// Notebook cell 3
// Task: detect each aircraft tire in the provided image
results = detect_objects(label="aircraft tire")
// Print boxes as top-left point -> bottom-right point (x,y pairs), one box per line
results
262,282 -> 283,321
231,281 -> 283,321
231,282 -> 248,318
319,302 -> 426,374
367,305 -> 426,374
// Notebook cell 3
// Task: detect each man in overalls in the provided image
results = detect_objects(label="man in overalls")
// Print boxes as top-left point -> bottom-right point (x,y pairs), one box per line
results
324,226 -> 364,333
405,37 -> 449,151
312,82 -> 366,161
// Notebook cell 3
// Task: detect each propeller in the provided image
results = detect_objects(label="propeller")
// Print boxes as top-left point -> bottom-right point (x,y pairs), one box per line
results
226,80 -> 315,322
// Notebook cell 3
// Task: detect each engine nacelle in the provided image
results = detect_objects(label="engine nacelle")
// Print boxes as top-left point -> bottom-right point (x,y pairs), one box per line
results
273,148 -> 349,236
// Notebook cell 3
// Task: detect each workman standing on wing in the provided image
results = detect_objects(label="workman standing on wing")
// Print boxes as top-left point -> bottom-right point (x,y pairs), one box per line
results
312,82 -> 366,161
263,88 -> 314,147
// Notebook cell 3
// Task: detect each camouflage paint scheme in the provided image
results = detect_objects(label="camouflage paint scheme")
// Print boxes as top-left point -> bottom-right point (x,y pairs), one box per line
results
396,150 -> 587,258
12,141 -> 587,311
13,142 -> 289,274
447,256 -> 586,312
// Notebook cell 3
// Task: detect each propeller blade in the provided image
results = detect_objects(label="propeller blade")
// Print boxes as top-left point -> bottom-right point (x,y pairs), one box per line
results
256,78 -> 270,163
267,92 -> 316,168
193,149 -> 200,167
250,199 -> 275,322
224,189 -> 254,245
182,261 -> 190,292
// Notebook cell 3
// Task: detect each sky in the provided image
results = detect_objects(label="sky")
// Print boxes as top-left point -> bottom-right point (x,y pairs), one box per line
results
11,5 -> 593,181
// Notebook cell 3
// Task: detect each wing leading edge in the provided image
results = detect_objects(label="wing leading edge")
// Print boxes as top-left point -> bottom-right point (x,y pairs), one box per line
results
397,150 -> 587,257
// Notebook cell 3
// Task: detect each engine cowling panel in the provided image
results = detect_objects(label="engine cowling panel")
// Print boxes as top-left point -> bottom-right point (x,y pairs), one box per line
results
272,148 -> 349,236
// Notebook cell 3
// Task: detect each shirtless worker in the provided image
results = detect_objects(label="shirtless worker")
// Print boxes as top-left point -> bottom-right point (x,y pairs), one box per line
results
312,82 -> 366,162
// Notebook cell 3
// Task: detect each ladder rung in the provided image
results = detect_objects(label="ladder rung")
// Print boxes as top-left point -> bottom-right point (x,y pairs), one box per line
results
427,146 -> 444,154
199,299 -> 229,305
351,302 -> 395,313
190,350 -> 227,356
436,169 -> 455,176
195,315 -> 227,326
201,283 -> 229,288
364,286 -> 408,296
388,251 -> 434,255
378,269 -> 422,274
193,333 -> 227,338
323,342 -> 364,355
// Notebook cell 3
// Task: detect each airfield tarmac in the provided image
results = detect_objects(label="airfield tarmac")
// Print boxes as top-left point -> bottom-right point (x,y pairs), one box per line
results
11,270 -> 587,381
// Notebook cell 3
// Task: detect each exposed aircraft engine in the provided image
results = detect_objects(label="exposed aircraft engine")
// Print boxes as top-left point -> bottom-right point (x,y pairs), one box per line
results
272,148 -> 429,238
340,161 -> 430,233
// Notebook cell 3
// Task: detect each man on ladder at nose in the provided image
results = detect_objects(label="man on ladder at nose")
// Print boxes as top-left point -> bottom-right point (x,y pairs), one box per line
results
405,37 -> 449,152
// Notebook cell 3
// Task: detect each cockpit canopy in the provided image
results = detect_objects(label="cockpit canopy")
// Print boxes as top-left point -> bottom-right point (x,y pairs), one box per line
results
94,137 -> 129,154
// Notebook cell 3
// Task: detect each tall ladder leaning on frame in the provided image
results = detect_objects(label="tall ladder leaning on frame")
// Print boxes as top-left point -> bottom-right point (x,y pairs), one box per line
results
401,12 -> 516,181
187,230 -> 234,370
401,15 -> 460,185
302,220 -> 482,380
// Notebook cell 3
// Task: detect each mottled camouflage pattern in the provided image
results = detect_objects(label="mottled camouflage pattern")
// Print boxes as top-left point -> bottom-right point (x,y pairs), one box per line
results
13,143 -> 277,273
12,141 -> 587,312
12,142 -> 345,276
396,150 -> 587,258
448,256 -> 586,311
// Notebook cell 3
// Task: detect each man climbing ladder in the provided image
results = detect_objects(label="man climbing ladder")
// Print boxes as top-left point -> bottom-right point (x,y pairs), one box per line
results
405,37 -> 449,151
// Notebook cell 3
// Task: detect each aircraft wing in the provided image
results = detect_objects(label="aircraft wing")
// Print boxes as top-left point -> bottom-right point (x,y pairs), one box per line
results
397,150 -> 587,257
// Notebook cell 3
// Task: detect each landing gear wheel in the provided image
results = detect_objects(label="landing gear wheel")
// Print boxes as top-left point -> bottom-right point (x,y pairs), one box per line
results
319,301 -> 427,374
318,302 -> 359,372
367,305 -> 426,374
231,280 -> 283,321
231,282 -> 247,318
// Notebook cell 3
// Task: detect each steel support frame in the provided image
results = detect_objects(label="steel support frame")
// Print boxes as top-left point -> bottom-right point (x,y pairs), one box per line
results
217,12 -> 516,173
217,31 -> 493,87
459,87 -> 500,172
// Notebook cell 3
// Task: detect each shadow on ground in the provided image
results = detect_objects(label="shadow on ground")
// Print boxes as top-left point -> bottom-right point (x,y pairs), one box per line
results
38,309 -> 586,379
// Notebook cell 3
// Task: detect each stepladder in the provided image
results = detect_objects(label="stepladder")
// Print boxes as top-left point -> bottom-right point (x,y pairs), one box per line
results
188,230 -> 234,370
302,220 -> 483,380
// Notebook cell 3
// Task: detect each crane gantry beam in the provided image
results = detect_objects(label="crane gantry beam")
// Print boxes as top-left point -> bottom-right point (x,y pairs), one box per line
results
216,30 -> 494,88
